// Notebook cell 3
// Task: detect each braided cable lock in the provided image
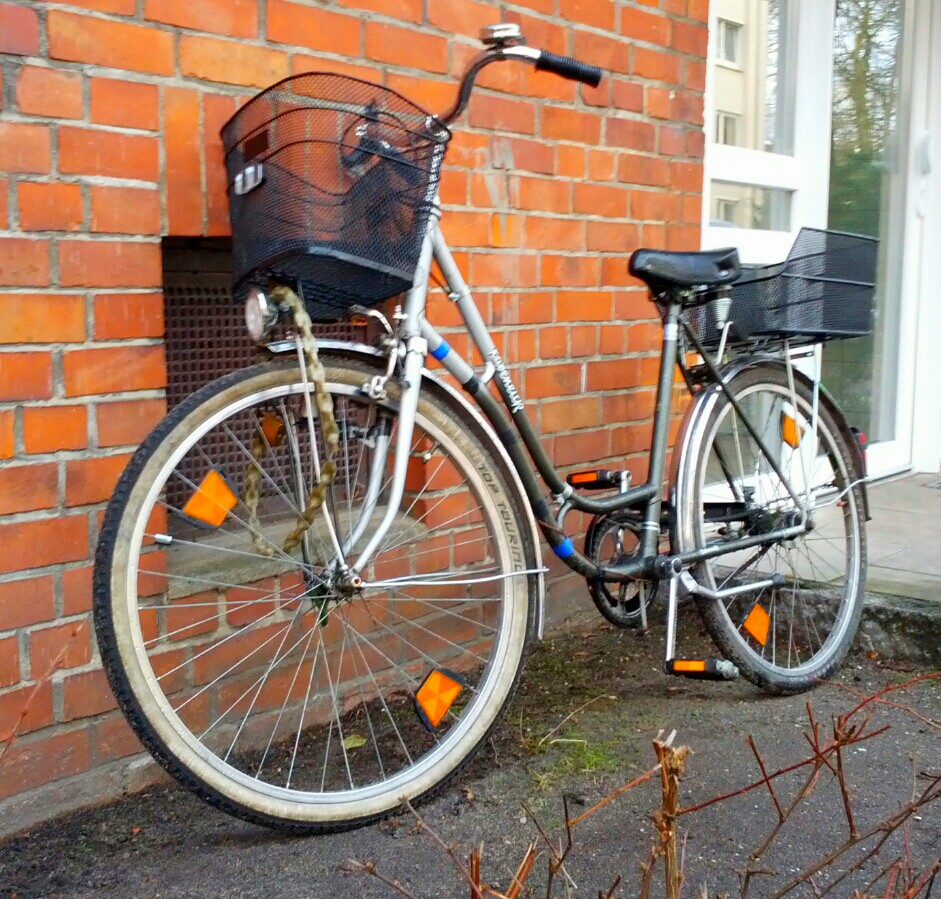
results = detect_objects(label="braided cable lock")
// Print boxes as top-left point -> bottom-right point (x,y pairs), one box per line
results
242,285 -> 340,558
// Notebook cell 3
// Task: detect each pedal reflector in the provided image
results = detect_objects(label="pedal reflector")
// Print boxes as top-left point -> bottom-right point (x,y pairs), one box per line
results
672,660 -> 706,673
666,659 -> 739,681
743,603 -> 771,646
781,413 -> 803,449
415,668 -> 464,730
182,470 -> 238,528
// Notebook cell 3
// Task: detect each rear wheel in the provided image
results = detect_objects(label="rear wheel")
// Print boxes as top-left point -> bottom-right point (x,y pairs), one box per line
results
686,365 -> 866,693
94,355 -> 535,832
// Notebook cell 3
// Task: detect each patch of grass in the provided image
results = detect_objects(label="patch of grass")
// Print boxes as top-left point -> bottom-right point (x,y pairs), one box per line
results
530,730 -> 625,792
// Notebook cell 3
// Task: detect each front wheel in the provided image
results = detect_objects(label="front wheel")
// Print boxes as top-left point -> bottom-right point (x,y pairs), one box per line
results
683,365 -> 866,693
94,355 -> 536,832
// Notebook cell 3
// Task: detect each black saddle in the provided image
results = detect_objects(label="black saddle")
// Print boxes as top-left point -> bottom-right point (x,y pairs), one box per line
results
629,247 -> 741,293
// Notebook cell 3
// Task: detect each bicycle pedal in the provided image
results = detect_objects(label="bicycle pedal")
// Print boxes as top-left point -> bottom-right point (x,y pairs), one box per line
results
566,469 -> 626,491
665,659 -> 739,681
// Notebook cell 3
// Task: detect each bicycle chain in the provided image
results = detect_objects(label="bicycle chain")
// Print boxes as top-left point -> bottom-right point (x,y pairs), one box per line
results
243,286 -> 340,558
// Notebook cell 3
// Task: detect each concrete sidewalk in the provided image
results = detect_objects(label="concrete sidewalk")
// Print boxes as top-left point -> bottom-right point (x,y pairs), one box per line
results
859,473 -> 941,665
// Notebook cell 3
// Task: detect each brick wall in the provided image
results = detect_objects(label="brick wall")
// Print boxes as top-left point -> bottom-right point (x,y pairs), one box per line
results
0,0 -> 707,832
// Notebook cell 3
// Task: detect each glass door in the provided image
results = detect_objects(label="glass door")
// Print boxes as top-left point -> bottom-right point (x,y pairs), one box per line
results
822,0 -> 928,477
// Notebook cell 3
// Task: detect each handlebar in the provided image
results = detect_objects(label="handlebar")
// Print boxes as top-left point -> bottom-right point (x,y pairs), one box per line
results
437,45 -> 604,127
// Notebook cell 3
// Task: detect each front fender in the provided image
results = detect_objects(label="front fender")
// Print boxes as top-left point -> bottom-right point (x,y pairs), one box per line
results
264,338 -> 549,640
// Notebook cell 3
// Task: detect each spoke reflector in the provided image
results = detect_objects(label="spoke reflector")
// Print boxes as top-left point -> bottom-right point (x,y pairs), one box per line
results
415,668 -> 464,730
743,603 -> 771,646
260,411 -> 286,447
182,470 -> 238,528
781,412 -> 803,449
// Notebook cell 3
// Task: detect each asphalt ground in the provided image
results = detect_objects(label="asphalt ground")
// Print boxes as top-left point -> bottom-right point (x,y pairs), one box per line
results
1,614 -> 939,899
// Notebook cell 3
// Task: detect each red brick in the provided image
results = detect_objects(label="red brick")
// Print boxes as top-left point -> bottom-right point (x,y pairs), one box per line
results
62,565 -> 93,616
0,351 -> 52,400
59,241 -> 161,288
90,78 -> 159,130
427,0 -> 499,35
0,515 -> 89,573
93,292 -> 164,339
673,20 -> 707,57
91,186 -> 161,235
542,106 -> 601,144
525,364 -> 581,399
0,682 -> 54,742
0,122 -> 51,174
556,144 -> 585,178
338,0 -> 422,22
63,345 -> 166,396
689,0 -> 708,21
560,0 -> 615,30
558,291 -> 614,321
179,34 -> 289,88
633,46 -> 681,84
164,88 -> 202,235
66,454 -> 133,506
502,10 -> 567,56
613,79 -> 644,113
29,621 -> 92,676
0,2 -> 39,56
573,182 -> 628,218
0,575 -> 56,632
511,176 -> 570,214
97,398 -> 166,447
0,293 -> 85,344
16,67 -> 83,119
48,11 -> 174,75
267,0 -> 360,56
588,219 -> 638,252
0,636 -> 19,688
93,713 -> 144,763
386,73 -> 455,114
64,0 -> 136,12
620,153 -> 671,188
631,190 -> 680,222
621,8 -> 672,45
0,238 -> 50,287
646,86 -> 672,120
541,397 -> 602,433
588,148 -> 617,181
0,178 -> 7,230
0,463 -> 57,514
59,127 -> 159,181
0,408 -> 13,459
18,182 -> 84,232
470,253 -> 538,288
145,0 -> 258,37
541,254 -> 601,287
525,215 -> 585,251
203,93 -> 237,236
490,135 -> 554,175
365,21 -> 448,74
607,117 -> 657,152
24,405 -> 88,453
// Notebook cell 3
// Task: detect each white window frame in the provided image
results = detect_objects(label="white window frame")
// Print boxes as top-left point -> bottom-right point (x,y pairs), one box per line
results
715,110 -> 739,146
703,1 -> 836,263
717,19 -> 743,67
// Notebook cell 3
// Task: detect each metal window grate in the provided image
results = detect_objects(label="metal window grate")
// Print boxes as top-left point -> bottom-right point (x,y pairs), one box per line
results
162,239 -> 362,513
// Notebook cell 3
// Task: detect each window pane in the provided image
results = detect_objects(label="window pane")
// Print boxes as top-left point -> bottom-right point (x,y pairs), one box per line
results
711,0 -> 795,155
710,182 -> 793,230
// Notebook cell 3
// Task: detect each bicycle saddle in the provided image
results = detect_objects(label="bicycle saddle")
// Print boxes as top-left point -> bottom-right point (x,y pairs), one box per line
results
629,247 -> 741,291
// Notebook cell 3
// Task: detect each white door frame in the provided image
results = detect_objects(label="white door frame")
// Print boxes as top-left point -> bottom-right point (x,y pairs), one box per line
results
702,0 -> 937,477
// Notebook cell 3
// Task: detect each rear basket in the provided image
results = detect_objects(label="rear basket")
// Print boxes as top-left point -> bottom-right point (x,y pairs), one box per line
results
688,228 -> 878,350
221,73 -> 450,321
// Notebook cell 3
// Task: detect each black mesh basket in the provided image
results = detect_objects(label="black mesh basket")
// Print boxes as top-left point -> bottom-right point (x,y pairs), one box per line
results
688,228 -> 879,350
221,73 -> 450,321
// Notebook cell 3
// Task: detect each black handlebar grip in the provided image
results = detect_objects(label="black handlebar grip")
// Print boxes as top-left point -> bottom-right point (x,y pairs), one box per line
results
535,51 -> 603,87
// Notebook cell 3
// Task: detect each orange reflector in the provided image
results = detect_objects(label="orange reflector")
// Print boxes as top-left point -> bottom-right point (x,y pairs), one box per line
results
672,660 -> 706,673
182,469 -> 238,528
781,413 -> 803,449
570,471 -> 600,485
743,604 -> 771,646
260,411 -> 285,447
415,669 -> 464,730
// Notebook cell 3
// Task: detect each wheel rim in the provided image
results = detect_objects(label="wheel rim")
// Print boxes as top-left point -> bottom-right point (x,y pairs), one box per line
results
694,381 -> 861,677
109,374 -> 527,820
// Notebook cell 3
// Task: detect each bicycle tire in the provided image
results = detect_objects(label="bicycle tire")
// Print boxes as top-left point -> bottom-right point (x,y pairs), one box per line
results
683,364 -> 866,693
94,354 -> 536,832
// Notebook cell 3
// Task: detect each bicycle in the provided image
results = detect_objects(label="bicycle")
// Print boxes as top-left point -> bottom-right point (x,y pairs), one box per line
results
93,24 -> 874,833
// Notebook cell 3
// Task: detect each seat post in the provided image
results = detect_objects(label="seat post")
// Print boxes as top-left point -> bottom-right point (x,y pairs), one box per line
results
640,294 -> 683,560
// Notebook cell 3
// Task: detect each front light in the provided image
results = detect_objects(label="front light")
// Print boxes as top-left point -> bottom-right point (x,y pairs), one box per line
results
245,287 -> 278,342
